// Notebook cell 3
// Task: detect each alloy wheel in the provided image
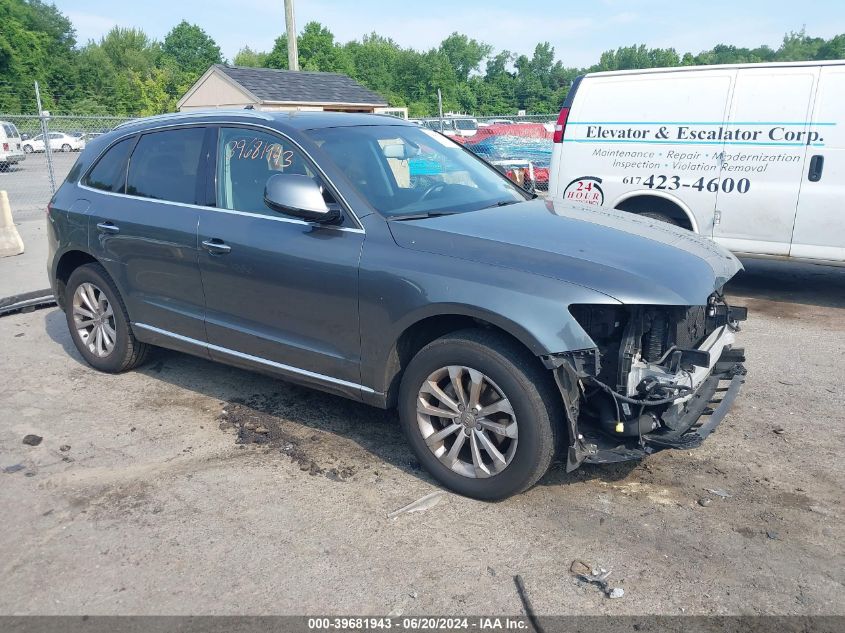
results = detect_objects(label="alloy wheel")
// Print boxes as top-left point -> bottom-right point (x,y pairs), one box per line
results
72,282 -> 117,358
416,365 -> 518,478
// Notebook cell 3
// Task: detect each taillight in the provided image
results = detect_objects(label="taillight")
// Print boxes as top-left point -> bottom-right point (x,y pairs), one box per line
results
552,106 -> 570,143
2,143 -> 8,151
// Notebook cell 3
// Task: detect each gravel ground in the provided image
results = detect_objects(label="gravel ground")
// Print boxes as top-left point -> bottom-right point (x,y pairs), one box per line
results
0,258 -> 843,615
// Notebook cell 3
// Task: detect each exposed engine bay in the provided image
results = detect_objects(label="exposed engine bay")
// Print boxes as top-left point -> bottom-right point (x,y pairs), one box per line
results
549,292 -> 747,468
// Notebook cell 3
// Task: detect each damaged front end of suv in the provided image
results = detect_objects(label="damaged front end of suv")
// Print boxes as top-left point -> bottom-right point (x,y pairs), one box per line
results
548,292 -> 747,470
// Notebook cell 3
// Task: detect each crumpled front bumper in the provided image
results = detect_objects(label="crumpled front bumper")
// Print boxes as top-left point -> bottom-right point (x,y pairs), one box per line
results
581,346 -> 747,465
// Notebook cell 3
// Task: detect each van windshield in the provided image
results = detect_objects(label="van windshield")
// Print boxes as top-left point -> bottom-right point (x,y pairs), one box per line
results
306,124 -> 527,218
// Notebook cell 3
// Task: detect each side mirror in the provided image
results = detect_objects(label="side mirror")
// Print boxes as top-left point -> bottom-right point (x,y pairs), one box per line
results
263,173 -> 341,224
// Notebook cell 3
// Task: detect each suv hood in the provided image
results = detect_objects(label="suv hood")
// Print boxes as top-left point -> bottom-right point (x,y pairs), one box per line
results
388,199 -> 742,305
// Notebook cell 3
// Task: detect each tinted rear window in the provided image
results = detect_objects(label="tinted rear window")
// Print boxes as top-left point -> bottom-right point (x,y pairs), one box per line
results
83,137 -> 135,193
2,124 -> 19,138
126,127 -> 205,204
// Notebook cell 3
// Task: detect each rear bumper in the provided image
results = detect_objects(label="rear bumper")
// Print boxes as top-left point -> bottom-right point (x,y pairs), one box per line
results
1,152 -> 24,163
581,347 -> 746,464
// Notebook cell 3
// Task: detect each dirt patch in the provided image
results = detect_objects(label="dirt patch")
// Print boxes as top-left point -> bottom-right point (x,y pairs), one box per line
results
217,393 -> 366,482
67,480 -> 154,521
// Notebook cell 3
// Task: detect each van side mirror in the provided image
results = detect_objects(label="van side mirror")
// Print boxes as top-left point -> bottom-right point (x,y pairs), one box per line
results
263,173 -> 341,224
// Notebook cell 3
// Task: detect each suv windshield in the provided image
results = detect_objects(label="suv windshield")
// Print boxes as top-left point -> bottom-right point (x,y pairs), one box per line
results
305,125 -> 527,218
453,119 -> 477,131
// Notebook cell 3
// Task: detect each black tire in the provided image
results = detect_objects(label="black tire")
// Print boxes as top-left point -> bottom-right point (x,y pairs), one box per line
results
23,145 -> 33,154
638,210 -> 680,226
61,143 -> 71,152
64,263 -> 150,373
398,329 -> 561,500
0,162 -> 8,172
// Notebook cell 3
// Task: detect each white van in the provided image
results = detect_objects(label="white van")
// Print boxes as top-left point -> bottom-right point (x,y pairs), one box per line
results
549,61 -> 845,265
0,121 -> 25,171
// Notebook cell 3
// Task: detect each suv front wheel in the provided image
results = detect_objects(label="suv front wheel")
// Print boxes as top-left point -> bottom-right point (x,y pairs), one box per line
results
65,263 -> 150,373
398,330 -> 561,500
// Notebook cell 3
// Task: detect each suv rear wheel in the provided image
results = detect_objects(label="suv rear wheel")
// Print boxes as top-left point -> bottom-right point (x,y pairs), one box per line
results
65,263 -> 150,373
398,330 -> 560,500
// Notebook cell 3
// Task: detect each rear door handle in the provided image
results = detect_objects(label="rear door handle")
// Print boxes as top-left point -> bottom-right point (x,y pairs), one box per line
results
202,238 -> 232,255
96,221 -> 120,234
808,155 -> 824,182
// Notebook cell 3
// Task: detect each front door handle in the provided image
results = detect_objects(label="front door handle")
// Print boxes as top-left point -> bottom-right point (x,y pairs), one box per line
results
96,221 -> 120,234
808,155 -> 824,182
202,238 -> 232,255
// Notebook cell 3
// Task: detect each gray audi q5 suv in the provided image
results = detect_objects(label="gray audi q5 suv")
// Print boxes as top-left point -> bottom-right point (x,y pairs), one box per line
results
47,111 -> 747,499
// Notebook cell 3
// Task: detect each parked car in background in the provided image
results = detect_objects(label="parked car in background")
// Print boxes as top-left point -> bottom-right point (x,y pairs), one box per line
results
421,118 -> 457,136
449,115 -> 479,137
478,119 -> 514,127
48,111 -> 746,500
0,121 -> 25,170
79,132 -> 105,143
22,132 -> 86,153
549,60 -> 845,265
418,116 -> 479,137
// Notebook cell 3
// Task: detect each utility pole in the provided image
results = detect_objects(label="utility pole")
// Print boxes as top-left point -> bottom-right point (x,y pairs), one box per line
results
437,89 -> 444,133
284,0 -> 299,71
34,81 -> 56,194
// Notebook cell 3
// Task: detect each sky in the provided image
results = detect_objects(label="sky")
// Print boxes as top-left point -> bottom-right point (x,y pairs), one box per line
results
54,0 -> 845,68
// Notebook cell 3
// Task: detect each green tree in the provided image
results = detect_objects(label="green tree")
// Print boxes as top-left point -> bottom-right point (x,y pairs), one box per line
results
265,33 -> 289,69
0,0 -> 77,112
298,21 -> 351,73
233,46 -> 268,67
344,33 -> 402,97
438,32 -> 492,82
161,20 -> 223,76
74,27 -> 162,115
265,22 -> 351,73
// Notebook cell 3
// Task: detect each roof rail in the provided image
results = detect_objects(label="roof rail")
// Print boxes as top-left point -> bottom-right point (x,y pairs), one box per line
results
114,109 -> 274,129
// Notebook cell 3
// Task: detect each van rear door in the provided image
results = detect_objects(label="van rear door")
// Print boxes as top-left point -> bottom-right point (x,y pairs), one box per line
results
712,66 -> 819,255
789,65 -> 845,262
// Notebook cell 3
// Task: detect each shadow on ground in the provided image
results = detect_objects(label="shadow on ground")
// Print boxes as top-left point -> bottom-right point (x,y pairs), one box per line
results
728,258 -> 845,309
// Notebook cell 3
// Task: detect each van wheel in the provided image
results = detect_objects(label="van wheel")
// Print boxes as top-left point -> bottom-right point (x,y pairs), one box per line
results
0,162 -> 8,172
638,211 -> 680,226
398,329 -> 560,500
65,263 -> 150,373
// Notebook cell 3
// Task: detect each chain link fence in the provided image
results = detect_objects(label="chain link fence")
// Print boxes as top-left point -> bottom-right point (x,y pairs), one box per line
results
0,114 -> 132,218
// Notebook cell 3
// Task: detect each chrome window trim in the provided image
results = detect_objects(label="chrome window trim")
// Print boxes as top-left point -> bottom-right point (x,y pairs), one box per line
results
77,182 -> 364,234
134,323 -> 374,394
80,120 -> 365,231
